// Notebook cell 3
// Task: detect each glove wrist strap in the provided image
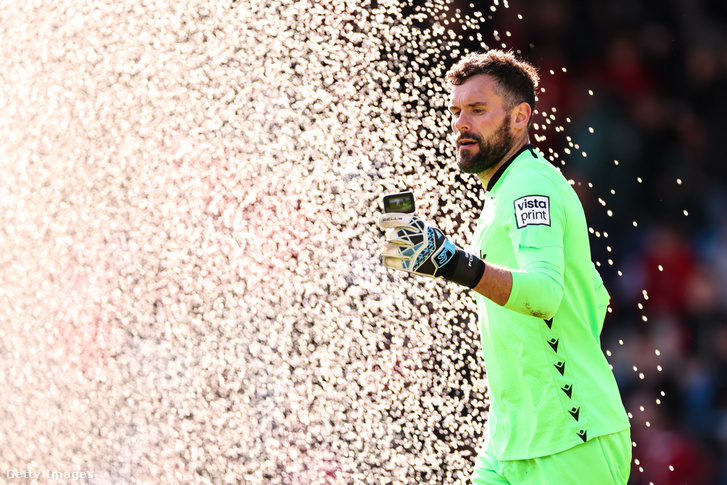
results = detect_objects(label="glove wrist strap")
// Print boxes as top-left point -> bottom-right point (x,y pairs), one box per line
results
446,250 -> 486,289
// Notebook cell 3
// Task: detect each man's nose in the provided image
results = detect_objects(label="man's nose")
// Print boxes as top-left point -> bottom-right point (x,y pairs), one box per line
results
452,113 -> 470,132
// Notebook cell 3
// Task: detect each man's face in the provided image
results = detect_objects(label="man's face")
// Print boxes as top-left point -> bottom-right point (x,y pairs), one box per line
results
448,74 -> 515,174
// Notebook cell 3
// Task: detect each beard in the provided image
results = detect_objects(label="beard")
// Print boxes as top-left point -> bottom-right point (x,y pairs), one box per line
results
455,116 -> 514,174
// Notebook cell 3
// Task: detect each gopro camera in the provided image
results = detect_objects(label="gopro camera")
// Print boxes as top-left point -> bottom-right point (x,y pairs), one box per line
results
383,191 -> 416,214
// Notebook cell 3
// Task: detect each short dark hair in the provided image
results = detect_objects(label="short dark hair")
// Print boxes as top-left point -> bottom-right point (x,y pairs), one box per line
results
445,50 -> 539,123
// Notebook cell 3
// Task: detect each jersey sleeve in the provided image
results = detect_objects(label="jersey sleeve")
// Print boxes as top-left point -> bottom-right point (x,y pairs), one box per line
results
501,172 -> 567,319
593,263 -> 610,337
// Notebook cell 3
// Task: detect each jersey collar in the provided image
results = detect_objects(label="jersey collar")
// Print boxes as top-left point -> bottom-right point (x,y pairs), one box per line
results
486,144 -> 537,192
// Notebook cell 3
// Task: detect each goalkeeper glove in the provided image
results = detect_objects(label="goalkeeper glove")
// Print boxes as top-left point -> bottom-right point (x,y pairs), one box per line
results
378,213 -> 485,289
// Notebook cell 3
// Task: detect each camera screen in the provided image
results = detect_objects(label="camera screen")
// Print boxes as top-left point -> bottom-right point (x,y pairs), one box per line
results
383,192 -> 415,213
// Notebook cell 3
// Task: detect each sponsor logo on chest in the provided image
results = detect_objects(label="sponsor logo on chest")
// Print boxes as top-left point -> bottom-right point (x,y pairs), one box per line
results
514,195 -> 550,228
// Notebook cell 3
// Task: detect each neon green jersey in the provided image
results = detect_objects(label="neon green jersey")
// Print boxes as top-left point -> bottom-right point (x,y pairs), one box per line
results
468,145 -> 630,461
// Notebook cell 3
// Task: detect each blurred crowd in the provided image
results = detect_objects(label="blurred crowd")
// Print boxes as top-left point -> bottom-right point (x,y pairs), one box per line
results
446,0 -> 727,483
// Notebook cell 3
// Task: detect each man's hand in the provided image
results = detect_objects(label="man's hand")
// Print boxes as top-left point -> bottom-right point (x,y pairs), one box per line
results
378,213 -> 485,288
379,213 -> 457,278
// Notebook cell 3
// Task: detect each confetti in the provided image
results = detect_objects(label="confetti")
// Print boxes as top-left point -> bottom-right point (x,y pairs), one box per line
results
0,0 -> 499,482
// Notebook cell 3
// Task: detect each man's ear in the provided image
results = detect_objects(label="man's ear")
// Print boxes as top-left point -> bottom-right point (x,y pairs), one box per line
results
511,102 -> 531,130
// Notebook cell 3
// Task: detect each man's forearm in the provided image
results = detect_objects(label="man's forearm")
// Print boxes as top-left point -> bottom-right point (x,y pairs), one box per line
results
472,262 -> 513,306
472,262 -> 564,320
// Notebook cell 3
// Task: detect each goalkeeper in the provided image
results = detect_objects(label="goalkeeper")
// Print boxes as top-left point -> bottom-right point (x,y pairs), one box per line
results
378,50 -> 631,484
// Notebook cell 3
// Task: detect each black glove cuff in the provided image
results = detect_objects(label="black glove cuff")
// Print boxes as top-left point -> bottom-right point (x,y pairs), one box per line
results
446,250 -> 486,289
